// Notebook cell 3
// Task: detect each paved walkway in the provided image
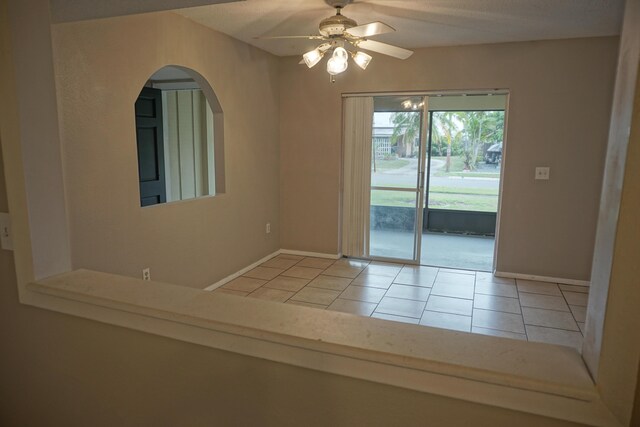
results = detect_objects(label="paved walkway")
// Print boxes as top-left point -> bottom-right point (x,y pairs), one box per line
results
369,230 -> 495,271
372,158 -> 500,190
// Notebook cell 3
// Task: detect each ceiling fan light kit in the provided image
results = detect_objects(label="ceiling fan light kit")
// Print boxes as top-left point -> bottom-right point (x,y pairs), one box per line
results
259,0 -> 413,82
302,48 -> 324,68
352,51 -> 372,70
326,47 -> 349,75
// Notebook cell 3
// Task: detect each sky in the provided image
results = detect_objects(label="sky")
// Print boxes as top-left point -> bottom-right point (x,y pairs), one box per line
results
373,112 -> 394,128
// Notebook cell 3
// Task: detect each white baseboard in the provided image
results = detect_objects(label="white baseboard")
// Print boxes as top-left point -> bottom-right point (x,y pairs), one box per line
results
494,271 -> 590,287
204,250 -> 281,291
279,249 -> 342,260
204,249 -> 343,291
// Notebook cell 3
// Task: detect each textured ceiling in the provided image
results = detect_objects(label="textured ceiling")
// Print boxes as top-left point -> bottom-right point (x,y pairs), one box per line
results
177,0 -> 624,57
50,0 -> 242,23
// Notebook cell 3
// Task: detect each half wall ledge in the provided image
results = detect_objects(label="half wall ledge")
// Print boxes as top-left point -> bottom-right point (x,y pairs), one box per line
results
24,269 -> 618,426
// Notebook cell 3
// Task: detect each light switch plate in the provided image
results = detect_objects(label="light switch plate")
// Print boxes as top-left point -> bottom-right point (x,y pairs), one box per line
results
535,167 -> 550,180
0,212 -> 13,251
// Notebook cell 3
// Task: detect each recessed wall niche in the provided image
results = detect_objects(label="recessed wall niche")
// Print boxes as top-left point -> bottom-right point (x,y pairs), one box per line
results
134,65 -> 225,207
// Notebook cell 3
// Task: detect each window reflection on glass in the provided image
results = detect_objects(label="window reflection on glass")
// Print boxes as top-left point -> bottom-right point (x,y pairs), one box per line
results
371,110 -> 422,189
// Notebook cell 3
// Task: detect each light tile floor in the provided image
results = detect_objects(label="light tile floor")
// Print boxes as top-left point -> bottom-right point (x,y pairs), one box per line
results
214,255 -> 589,351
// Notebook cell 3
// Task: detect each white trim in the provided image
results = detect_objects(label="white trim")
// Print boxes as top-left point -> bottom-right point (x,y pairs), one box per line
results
23,270 -> 618,427
494,271 -> 590,287
342,89 -> 509,98
204,249 -> 343,291
493,92 -> 510,272
279,249 -> 342,260
203,250 -> 280,291
204,249 -> 590,292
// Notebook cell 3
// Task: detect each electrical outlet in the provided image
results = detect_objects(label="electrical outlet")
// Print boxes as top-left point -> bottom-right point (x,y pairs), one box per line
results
0,213 -> 13,251
142,268 -> 151,281
266,223 -> 271,234
535,166 -> 550,180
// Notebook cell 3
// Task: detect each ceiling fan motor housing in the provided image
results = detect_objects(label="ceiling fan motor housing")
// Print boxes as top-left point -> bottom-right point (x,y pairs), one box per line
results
319,13 -> 357,36
325,0 -> 352,8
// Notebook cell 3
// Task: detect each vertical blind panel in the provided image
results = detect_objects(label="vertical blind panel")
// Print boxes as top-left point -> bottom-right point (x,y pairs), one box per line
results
166,91 -> 181,201
342,96 -> 374,257
177,90 -> 196,199
192,90 -> 205,197
165,89 -> 211,201
206,102 -> 216,196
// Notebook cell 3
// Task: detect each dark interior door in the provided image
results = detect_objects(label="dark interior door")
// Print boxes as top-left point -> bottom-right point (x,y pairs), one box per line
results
135,87 -> 166,206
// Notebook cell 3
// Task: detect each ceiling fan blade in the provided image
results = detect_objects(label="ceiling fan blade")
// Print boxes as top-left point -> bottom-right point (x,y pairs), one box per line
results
356,39 -> 413,60
254,35 -> 326,40
345,21 -> 395,38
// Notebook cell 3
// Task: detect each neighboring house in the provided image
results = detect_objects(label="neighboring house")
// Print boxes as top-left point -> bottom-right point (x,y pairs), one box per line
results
373,126 -> 393,158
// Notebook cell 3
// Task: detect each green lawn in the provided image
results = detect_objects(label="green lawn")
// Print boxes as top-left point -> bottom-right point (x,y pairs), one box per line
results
369,155 -> 500,212
371,188 -> 498,212
427,193 -> 498,212
432,156 -> 465,172
370,190 -> 416,208
429,186 -> 498,196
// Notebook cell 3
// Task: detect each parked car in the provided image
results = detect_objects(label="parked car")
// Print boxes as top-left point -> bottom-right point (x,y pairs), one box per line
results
485,142 -> 502,164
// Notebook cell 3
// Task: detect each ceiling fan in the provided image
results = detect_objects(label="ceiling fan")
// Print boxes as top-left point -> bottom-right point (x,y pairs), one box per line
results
256,0 -> 414,81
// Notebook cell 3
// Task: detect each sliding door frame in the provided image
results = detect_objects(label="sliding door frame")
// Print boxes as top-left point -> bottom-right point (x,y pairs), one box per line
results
367,96 -> 429,265
343,89 -> 510,270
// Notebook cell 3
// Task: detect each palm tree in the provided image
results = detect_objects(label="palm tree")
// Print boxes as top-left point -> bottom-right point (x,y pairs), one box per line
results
390,112 -> 421,158
458,111 -> 503,170
432,112 -> 460,172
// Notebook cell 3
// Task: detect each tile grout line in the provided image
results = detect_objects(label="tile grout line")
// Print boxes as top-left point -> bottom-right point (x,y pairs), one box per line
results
245,256 -> 586,344
258,256 -> 339,306
558,287 -> 583,336
517,280 -> 585,338
419,268 -> 440,326
311,258 -> 371,310
470,270 -> 477,332
514,279 -> 530,341
332,259 -> 371,309
368,262 -> 405,318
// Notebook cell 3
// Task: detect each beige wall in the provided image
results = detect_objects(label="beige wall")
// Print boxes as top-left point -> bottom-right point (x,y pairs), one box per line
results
279,38 -> 617,281
51,12 -> 281,288
0,142 -> 585,425
6,0 -> 71,280
0,249 -> 584,427
1,0 -> 640,424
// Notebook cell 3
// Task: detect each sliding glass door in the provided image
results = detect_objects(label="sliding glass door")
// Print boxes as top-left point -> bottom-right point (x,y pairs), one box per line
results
368,96 -> 428,263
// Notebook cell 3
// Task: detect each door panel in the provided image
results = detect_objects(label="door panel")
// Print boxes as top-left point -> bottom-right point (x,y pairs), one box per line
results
367,96 -> 428,263
135,87 -> 166,206
369,189 -> 418,260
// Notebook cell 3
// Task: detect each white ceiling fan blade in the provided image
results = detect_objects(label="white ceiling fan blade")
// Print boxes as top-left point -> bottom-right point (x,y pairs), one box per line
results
356,39 -> 413,60
254,35 -> 326,40
345,21 -> 395,38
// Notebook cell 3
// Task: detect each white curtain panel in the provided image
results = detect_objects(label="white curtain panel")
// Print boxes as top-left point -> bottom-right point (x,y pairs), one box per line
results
342,96 -> 374,257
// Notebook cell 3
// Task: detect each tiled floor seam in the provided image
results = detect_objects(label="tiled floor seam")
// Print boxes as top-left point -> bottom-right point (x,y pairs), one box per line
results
512,282 -> 530,340
522,323 -> 582,333
229,255 -> 587,348
559,289 -> 586,331
370,268 -> 401,317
